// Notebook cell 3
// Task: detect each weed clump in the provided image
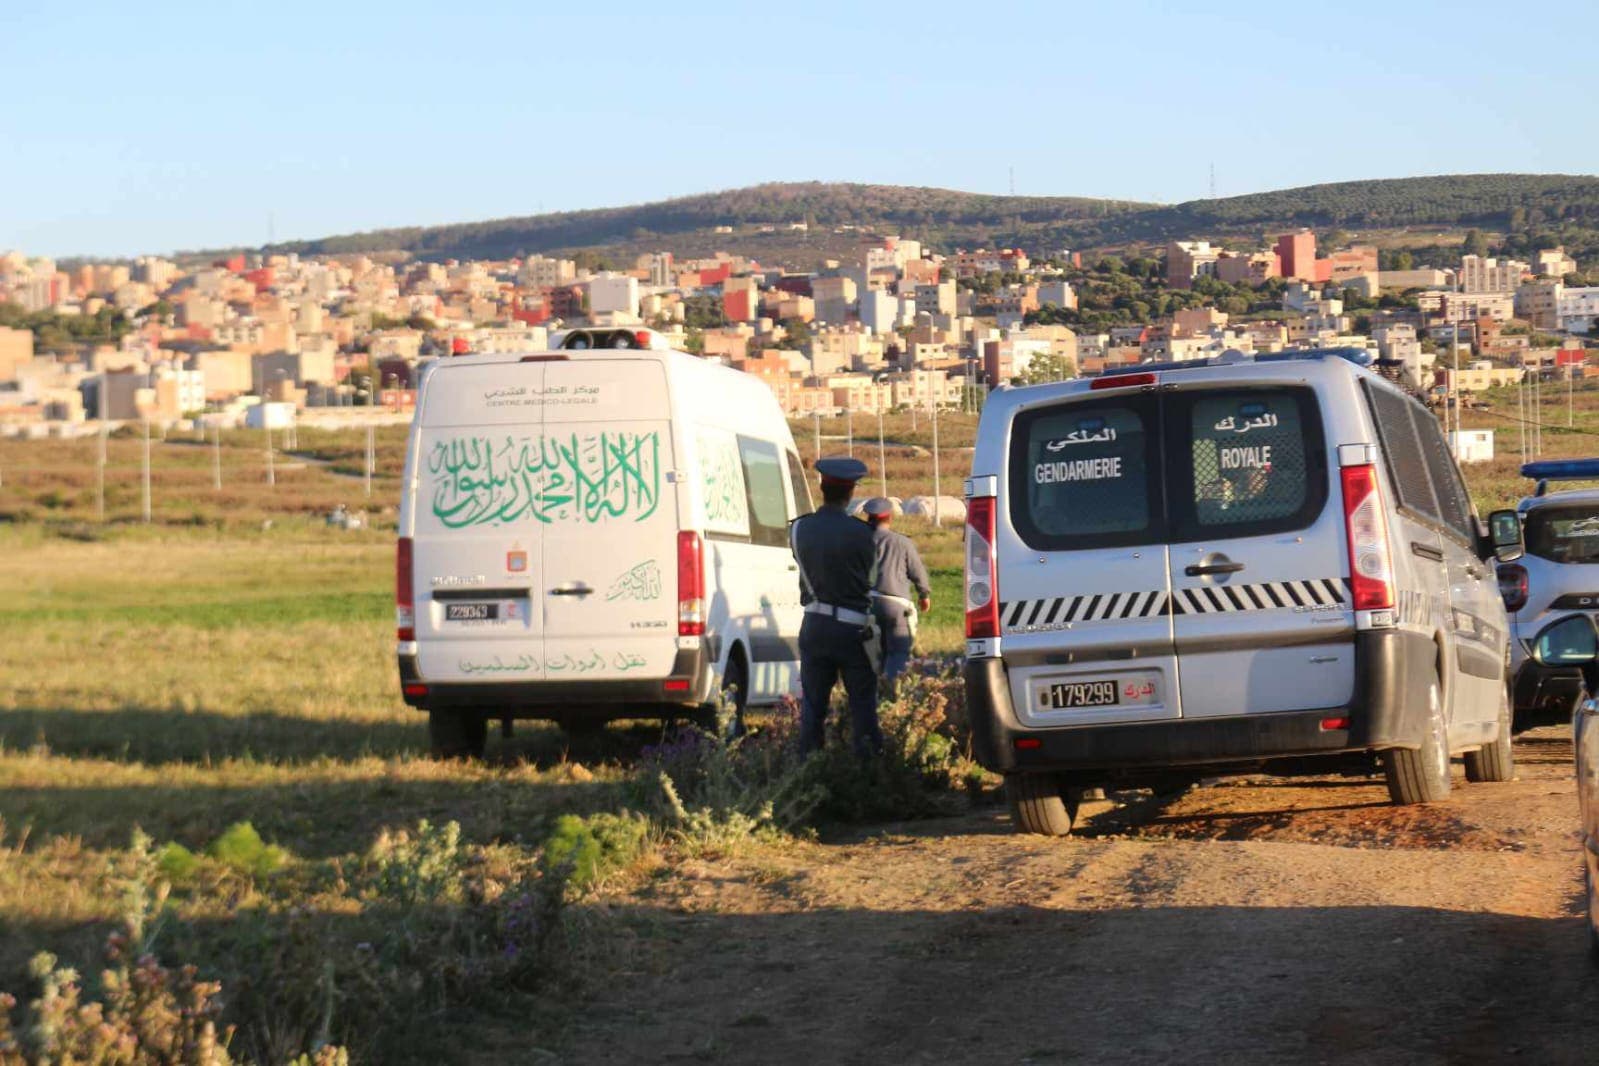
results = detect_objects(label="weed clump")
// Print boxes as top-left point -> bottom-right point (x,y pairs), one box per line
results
638,660 -> 980,847
204,823 -> 288,880
541,812 -> 650,893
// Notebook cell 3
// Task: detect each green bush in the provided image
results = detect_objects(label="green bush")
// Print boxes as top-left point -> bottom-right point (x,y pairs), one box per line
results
156,842 -> 201,884
541,812 -> 650,893
204,823 -> 288,880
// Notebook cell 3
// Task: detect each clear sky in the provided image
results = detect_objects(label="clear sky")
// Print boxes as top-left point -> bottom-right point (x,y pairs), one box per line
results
4,0 -> 1594,259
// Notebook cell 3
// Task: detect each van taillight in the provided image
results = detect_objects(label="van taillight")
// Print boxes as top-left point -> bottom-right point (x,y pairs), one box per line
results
396,536 -> 415,641
678,531 -> 705,636
965,496 -> 1000,639
1498,563 -> 1529,612
1340,464 -> 1394,611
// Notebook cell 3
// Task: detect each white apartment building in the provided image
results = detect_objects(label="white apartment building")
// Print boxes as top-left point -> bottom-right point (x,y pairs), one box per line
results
1558,287 -> 1599,334
587,274 -> 639,317
1460,254 -> 1529,295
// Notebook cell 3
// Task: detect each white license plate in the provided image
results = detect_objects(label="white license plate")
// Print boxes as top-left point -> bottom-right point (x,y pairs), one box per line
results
1041,674 -> 1161,710
1046,680 -> 1119,708
446,602 -> 499,622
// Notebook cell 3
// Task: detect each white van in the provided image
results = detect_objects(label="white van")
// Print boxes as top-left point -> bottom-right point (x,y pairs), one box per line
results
395,336 -> 812,756
963,349 -> 1525,834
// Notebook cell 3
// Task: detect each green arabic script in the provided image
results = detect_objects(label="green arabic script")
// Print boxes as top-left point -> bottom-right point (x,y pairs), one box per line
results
428,431 -> 661,528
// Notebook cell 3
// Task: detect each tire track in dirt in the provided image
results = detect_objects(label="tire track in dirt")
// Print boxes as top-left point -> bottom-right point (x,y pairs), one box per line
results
548,729 -> 1599,1064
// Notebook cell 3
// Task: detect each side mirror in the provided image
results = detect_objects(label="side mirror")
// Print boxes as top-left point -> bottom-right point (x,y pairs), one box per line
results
1531,615 -> 1599,666
1487,509 -> 1524,564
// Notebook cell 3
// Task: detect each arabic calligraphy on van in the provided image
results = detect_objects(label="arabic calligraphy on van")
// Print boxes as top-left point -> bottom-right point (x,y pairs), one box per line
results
427,431 -> 661,528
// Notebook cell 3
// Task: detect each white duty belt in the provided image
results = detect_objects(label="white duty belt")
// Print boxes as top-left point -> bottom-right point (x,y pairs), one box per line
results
791,520 -> 872,628
804,601 -> 870,626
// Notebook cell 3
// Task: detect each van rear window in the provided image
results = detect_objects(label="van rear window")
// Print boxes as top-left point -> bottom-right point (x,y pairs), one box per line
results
1010,397 -> 1161,549
1175,389 -> 1324,536
1007,386 -> 1326,550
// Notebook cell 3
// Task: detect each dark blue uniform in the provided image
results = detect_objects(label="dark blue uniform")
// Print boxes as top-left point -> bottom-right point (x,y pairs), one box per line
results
791,461 -> 881,757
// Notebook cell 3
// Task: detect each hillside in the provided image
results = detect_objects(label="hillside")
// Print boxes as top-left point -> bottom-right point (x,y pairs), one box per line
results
262,174 -> 1599,265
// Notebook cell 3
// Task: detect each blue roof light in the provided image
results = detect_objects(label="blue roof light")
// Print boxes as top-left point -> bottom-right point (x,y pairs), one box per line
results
1521,459 -> 1599,481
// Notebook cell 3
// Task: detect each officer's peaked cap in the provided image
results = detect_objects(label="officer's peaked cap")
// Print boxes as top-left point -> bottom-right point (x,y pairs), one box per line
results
815,457 -> 869,484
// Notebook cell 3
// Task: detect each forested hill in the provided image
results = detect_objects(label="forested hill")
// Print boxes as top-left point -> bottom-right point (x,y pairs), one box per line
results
261,174 -> 1599,262
1125,174 -> 1599,235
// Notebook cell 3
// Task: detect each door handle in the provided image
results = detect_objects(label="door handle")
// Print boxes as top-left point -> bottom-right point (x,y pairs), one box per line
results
1465,565 -> 1485,580
787,564 -> 799,572
1410,541 -> 1445,563
549,583 -> 595,597
1185,562 -> 1245,576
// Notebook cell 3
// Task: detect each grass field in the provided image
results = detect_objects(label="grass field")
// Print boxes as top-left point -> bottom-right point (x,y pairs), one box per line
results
2,379 -> 1598,1058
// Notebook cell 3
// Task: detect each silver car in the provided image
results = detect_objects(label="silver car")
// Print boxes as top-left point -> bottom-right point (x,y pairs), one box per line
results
1524,613 -> 1599,958
1504,461 -> 1599,730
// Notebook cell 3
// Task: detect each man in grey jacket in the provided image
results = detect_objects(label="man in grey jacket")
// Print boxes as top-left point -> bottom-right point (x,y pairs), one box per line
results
863,497 -> 932,700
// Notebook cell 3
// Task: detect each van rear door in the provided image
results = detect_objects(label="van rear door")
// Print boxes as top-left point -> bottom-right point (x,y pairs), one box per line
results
412,361 -> 547,683
538,358 -> 680,681
1001,392 -> 1180,726
1163,384 -> 1355,719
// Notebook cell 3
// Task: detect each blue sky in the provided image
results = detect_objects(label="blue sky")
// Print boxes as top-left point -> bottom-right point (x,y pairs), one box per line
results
3,0 -> 1594,258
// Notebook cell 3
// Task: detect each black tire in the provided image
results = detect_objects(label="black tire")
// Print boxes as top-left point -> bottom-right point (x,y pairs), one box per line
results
1587,866 -> 1599,966
695,651 -> 748,737
1383,676 -> 1452,804
1464,688 -> 1515,783
428,709 -> 487,759
1005,773 -> 1076,836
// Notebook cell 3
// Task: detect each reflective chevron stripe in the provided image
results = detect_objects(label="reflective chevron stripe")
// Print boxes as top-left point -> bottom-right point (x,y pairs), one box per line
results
1000,578 -> 1349,630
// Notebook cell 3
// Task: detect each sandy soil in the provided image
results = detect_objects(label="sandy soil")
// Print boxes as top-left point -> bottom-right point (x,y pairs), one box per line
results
542,727 -> 1599,1064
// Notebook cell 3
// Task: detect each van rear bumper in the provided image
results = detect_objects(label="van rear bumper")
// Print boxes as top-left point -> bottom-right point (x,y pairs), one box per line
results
966,629 -> 1436,777
398,647 -> 713,717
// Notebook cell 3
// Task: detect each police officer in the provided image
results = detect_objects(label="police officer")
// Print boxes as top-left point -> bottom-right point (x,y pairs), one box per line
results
862,497 -> 932,700
790,456 -> 881,757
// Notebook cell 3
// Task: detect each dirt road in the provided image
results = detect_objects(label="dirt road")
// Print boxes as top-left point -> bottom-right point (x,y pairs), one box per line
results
528,727 -> 1599,1064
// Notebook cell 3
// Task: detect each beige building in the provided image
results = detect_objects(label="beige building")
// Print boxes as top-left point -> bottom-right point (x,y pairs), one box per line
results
0,326 -> 34,383
1517,279 -> 1564,330
913,281 -> 957,317
190,350 -> 253,398
1167,241 -> 1221,288
1378,268 -> 1454,290
1536,247 -> 1578,278
812,276 -> 858,324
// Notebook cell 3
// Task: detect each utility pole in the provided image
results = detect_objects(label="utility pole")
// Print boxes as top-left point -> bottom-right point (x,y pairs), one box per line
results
1450,321 -> 1460,456
266,424 -> 275,486
212,423 -> 222,490
365,423 -> 375,498
931,398 -> 942,527
1518,373 -> 1526,457
877,409 -> 887,498
846,406 -> 853,457
96,378 -> 107,522
141,417 -> 151,524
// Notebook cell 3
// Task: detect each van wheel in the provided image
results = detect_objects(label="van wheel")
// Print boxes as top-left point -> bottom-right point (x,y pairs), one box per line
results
428,710 -> 487,759
1382,677 -> 1451,804
694,652 -> 748,737
1005,773 -> 1077,836
1464,688 -> 1515,783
